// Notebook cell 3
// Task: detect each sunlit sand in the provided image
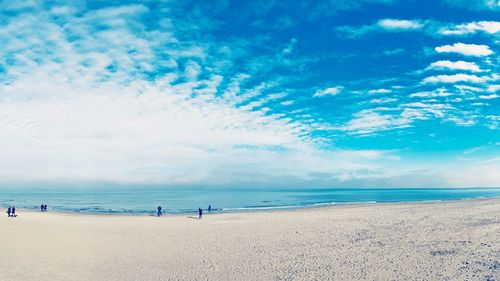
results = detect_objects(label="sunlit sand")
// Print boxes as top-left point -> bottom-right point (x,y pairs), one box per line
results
1,199 -> 498,281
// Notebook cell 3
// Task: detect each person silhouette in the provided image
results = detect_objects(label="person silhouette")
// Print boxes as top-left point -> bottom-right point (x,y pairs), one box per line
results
7,207 -> 11,217
11,206 -> 16,217
41,204 -> 44,212
44,204 -> 47,212
157,206 -> 162,217
198,207 -> 203,219
208,204 -> 212,213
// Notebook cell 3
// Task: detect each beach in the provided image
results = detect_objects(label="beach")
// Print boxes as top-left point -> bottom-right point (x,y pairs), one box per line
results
1,199 -> 498,281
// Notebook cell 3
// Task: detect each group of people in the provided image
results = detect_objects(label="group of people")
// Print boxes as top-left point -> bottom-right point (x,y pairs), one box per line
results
6,206 -> 16,217
198,205 -> 212,219
5,204 -> 212,218
156,204 -> 213,219
5,204 -> 49,217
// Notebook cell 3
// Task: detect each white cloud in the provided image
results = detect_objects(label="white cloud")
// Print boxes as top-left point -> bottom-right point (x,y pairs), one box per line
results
440,21 -> 500,35
409,88 -> 453,97
368,88 -> 391,94
341,109 -> 412,135
1,2 -> 418,187
339,18 -> 500,41
377,19 -> 424,30
486,115 -> 500,121
313,86 -> 343,97
343,112 -> 397,133
487,85 -> 500,92
479,94 -> 499,99
184,60 -> 202,80
441,163 -> 500,188
381,48 -> 405,56
454,85 -> 483,92
444,0 -> 500,11
280,100 -> 294,106
370,98 -> 398,104
339,18 -> 500,40
423,73 -> 491,84
0,3 -> 317,185
446,116 -> 476,126
428,60 -> 482,72
435,43 -> 493,56
281,38 -> 298,55
340,100 -> 469,135
0,71 -> 319,184
338,18 -> 423,37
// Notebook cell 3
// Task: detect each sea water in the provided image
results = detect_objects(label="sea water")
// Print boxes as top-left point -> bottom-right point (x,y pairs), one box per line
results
0,187 -> 499,215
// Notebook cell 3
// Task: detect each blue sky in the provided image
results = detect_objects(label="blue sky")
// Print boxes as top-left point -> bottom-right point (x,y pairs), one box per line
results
0,0 -> 499,188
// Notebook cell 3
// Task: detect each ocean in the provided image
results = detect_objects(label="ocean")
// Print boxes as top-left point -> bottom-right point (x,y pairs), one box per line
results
0,187 -> 499,215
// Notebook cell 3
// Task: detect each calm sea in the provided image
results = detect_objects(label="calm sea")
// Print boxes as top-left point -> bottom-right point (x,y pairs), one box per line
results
0,187 -> 499,215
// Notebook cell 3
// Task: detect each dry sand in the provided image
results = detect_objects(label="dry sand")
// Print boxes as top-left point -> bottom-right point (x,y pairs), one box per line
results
1,199 -> 499,281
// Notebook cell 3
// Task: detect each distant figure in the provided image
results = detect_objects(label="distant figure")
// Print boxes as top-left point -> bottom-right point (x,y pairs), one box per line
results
198,207 -> 203,219
157,206 -> 162,217
41,204 -> 44,212
208,204 -> 212,212
7,207 -> 11,217
44,204 -> 48,212
11,206 -> 16,217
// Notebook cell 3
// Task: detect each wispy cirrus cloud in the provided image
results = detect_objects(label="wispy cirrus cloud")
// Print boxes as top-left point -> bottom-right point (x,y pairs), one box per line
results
377,19 -> 424,30
341,109 -> 411,135
338,19 -> 500,38
439,21 -> 500,35
337,18 -> 424,37
313,86 -> 343,97
479,94 -> 499,99
488,85 -> 500,92
423,73 -> 495,84
368,88 -> 392,94
0,2 -> 309,185
0,1 -> 418,186
409,88 -> 453,98
427,60 -> 483,72
339,100 -> 471,135
444,0 -> 500,11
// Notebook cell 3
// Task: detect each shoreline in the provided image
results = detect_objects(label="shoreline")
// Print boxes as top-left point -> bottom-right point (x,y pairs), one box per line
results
4,196 -> 499,217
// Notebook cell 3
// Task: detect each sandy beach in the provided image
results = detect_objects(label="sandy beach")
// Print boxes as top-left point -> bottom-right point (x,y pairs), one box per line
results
1,199 -> 498,281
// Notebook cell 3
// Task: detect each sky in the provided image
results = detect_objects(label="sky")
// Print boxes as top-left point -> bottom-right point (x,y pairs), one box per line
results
0,0 -> 499,188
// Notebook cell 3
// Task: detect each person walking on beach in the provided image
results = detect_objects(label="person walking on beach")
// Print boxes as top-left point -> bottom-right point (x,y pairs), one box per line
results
157,206 -> 162,217
7,207 -> 11,217
11,206 -> 16,217
41,204 -> 44,212
44,204 -> 47,212
198,207 -> 203,219
208,204 -> 212,213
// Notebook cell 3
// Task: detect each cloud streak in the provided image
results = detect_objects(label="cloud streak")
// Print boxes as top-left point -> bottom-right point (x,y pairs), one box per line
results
439,21 -> 500,35
434,43 -> 494,57
313,86 -> 343,97
338,19 -> 500,38
428,60 -> 482,72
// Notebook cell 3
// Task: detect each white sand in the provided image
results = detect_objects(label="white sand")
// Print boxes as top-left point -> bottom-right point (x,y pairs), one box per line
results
0,199 -> 499,281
